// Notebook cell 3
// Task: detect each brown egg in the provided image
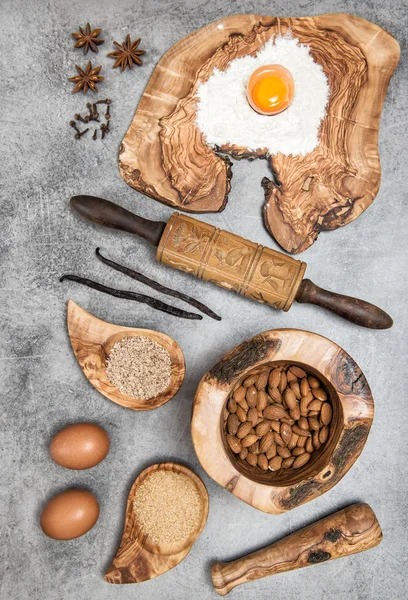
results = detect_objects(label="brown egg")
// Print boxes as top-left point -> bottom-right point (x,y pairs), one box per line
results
50,423 -> 110,470
40,489 -> 99,540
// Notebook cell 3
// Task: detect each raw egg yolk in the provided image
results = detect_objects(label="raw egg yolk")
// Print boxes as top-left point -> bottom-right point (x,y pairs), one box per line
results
247,65 -> 295,115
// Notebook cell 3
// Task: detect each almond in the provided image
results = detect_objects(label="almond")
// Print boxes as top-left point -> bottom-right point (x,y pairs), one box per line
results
288,433 -> 299,450
293,452 -> 311,468
241,434 -> 259,448
278,370 -> 287,393
313,430 -> 321,450
321,403 -> 333,425
256,390 -> 269,412
239,447 -> 248,460
308,399 -> 323,412
284,388 -> 298,410
258,453 -> 268,470
308,376 -> 320,389
226,434 -> 241,454
273,432 -> 286,447
290,382 -> 301,399
292,424 -> 311,437
259,431 -> 275,453
236,422 -> 252,439
298,417 -> 310,430
243,374 -> 257,388
268,387 -> 283,404
277,446 -> 291,459
247,407 -> 259,426
300,396 -> 311,415
292,446 -> 305,456
290,366 -> 307,378
263,404 -> 287,420
233,386 -> 246,405
308,417 -> 320,431
266,443 -> 277,459
308,410 -> 320,417
236,406 -> 247,423
227,413 -> 239,435
246,452 -> 257,466
268,368 -> 281,388
312,387 -> 328,401
305,437 -> 314,454
281,423 -> 292,444
268,456 -> 283,471
255,420 -> 271,437
319,426 -> 329,444
271,420 -> 281,433
227,398 -> 237,413
286,370 -> 297,383
297,435 -> 307,448
290,406 -> 301,421
246,385 -> 258,407
282,456 -> 295,468
255,371 -> 269,390
300,377 -> 310,396
249,441 -> 260,454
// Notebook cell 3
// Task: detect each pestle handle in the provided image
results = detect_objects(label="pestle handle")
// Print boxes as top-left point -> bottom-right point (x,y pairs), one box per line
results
70,195 -> 166,247
296,279 -> 393,329
211,503 -> 382,596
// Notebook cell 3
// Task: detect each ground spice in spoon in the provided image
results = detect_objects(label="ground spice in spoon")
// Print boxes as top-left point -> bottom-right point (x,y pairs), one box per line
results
106,335 -> 171,399
133,470 -> 203,546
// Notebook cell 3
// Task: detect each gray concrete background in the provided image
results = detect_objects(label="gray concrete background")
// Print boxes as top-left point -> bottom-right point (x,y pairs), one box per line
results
1,1 -> 407,599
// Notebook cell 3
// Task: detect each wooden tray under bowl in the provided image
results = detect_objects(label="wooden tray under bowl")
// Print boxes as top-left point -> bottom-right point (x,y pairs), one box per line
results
67,300 -> 185,410
191,329 -> 374,513
119,13 -> 399,254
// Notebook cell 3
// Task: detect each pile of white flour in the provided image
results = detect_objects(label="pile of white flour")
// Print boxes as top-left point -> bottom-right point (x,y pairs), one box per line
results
195,35 -> 329,156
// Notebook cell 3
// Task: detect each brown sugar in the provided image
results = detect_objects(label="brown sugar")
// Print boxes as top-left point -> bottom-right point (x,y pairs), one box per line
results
133,470 -> 203,546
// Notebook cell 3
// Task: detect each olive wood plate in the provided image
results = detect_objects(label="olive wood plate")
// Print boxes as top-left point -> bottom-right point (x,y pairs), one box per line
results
119,13 -> 400,254
104,462 -> 209,583
191,328 -> 374,513
67,300 -> 185,411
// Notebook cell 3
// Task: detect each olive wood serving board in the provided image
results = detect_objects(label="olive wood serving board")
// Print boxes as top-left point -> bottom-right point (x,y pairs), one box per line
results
119,13 -> 399,253
192,329 -> 374,513
105,462 -> 209,583
66,300 -> 185,410
211,503 -> 382,595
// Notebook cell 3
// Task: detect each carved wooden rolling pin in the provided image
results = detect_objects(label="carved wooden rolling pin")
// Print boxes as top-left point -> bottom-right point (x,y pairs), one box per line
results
70,196 -> 392,329
211,503 -> 382,596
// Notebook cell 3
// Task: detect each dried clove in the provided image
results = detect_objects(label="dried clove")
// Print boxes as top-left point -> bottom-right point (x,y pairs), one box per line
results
105,106 -> 110,119
74,128 -> 89,139
92,128 -> 97,140
100,122 -> 108,138
70,120 -> 81,134
95,97 -> 111,105
92,103 -> 100,121
74,113 -> 88,123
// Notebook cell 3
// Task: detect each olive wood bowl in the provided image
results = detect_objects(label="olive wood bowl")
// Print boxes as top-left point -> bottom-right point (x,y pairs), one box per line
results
191,329 -> 373,513
104,462 -> 209,583
67,300 -> 185,410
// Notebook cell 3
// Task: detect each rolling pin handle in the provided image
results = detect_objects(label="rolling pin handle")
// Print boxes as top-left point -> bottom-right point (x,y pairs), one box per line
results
296,279 -> 393,329
70,195 -> 166,247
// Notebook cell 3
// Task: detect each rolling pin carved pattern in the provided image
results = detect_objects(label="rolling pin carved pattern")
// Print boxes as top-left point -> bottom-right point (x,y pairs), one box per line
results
157,213 -> 306,310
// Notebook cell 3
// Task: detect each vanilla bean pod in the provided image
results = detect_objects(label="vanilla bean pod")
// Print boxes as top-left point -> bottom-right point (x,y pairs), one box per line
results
59,274 -> 202,320
95,247 -> 221,321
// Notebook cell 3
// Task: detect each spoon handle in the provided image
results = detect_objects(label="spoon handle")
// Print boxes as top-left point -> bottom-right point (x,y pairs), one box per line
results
211,503 -> 382,596
70,195 -> 166,247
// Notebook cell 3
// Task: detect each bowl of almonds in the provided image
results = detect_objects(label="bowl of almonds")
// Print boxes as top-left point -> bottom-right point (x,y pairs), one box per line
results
191,329 -> 374,513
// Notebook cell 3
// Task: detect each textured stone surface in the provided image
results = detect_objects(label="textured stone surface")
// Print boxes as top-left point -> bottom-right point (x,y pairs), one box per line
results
0,1 -> 407,599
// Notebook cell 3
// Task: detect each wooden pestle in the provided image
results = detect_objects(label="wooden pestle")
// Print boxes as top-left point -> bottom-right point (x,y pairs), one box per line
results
211,503 -> 382,596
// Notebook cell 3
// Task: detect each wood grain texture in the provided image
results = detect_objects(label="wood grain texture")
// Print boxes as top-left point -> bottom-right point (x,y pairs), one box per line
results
191,329 -> 374,513
119,13 -> 399,253
104,462 -> 209,584
211,503 -> 382,595
66,300 -> 185,411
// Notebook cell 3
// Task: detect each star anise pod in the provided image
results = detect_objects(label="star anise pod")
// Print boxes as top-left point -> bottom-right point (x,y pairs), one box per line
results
72,23 -> 104,54
107,34 -> 146,72
68,61 -> 104,93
